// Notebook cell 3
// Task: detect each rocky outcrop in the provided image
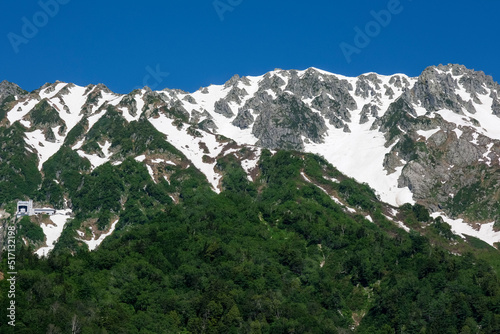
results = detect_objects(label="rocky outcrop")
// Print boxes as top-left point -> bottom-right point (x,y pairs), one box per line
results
214,99 -> 234,118
252,94 -> 327,150
0,80 -> 26,101
232,109 -> 254,129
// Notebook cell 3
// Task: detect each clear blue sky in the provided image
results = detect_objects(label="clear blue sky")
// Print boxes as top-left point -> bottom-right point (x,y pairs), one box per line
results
1,0 -> 499,94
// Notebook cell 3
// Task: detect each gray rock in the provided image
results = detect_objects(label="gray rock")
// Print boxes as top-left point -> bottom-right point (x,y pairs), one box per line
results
232,109 -> 254,129
224,74 -> 241,89
225,86 -> 248,105
464,100 -> 477,114
359,104 -> 379,124
252,94 -> 327,150
118,94 -> 139,117
355,74 -> 382,98
389,75 -> 411,89
492,98 -> 500,117
214,99 -> 234,118
0,80 -> 26,101
183,95 -> 196,104
384,85 -> 395,99
198,119 -> 218,132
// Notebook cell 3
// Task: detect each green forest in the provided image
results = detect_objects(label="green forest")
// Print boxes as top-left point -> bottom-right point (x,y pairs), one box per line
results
1,150 -> 500,333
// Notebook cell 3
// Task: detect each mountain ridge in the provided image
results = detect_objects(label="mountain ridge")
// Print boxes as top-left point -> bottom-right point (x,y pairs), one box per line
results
2,63 -> 500,246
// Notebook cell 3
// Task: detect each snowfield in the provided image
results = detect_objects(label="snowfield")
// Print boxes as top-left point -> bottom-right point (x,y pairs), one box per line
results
431,212 -> 500,247
35,209 -> 73,257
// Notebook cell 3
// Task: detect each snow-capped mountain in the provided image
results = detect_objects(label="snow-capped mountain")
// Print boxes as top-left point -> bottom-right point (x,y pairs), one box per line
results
2,63 -> 500,249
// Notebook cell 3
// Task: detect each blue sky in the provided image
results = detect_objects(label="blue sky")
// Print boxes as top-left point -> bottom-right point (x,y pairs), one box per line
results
1,0 -> 499,94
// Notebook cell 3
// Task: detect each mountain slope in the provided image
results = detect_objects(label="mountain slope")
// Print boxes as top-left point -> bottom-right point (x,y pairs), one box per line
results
1,64 -> 500,249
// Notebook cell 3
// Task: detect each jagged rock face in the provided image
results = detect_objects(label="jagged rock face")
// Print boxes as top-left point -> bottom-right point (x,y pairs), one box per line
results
404,67 -> 464,114
252,94 -> 327,150
214,99 -> 234,118
232,109 -> 254,129
119,94 -> 139,117
355,74 -> 382,99
0,80 -> 26,101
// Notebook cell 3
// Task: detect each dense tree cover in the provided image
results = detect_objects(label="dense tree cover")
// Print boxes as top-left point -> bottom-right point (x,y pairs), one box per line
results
1,151 -> 500,333
0,123 -> 42,204
17,216 -> 45,243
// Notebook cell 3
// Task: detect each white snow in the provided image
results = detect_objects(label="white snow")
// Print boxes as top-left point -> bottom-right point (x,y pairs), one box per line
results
35,209 -> 72,257
7,98 -> 39,125
452,128 -> 463,139
482,143 -> 494,166
396,221 -> 411,233
38,83 -> 66,100
149,114 -> 227,192
72,138 -> 85,150
118,92 -> 144,122
304,121 -> 414,207
240,148 -> 262,180
134,154 -> 146,162
50,84 -> 87,131
81,219 -> 119,251
470,132 -> 479,145
77,141 -> 113,169
187,75 -> 261,146
146,165 -> 156,183
416,128 -> 441,140
431,212 -> 500,247
300,172 -> 356,212
24,127 -> 66,169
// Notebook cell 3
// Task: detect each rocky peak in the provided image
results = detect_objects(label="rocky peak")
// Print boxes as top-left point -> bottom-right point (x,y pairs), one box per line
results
223,74 -> 241,88
0,80 -> 26,101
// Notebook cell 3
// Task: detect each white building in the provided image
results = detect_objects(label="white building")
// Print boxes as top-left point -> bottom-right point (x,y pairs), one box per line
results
17,200 -> 56,217
17,200 -> 34,216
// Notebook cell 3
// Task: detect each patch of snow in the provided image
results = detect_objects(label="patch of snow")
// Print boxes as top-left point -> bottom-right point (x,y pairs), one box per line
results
24,127 -> 66,170
431,212 -> 500,247
300,172 -> 356,212
39,83 -> 66,100
470,132 -> 479,145
35,209 -> 72,257
240,148 -> 262,180
72,138 -> 85,150
452,128 -> 463,139
396,221 -> 411,233
77,141 -> 113,169
389,208 -> 399,217
482,143 -> 494,166
149,114 -> 225,192
416,128 -> 440,140
146,165 -> 156,183
7,98 -> 39,124
81,219 -> 119,251
48,85 -> 87,132
304,117 -> 414,207
134,155 -> 146,162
